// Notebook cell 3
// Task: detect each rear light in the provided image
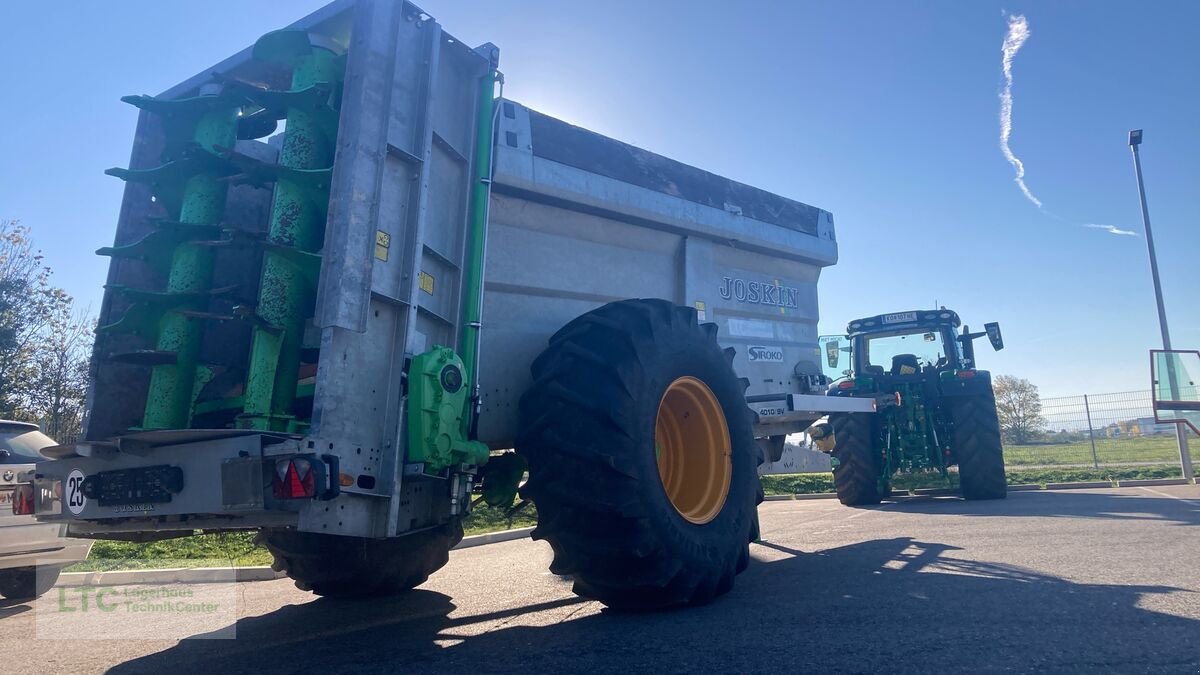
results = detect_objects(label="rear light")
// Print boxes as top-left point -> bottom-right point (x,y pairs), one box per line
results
13,484 -> 35,516
838,380 -> 856,390
273,458 -> 317,500
957,370 -> 977,379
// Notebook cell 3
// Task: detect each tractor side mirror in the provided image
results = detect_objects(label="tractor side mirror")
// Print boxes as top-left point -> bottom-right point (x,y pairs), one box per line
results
825,339 -> 839,369
984,322 -> 1004,351
819,335 -> 854,382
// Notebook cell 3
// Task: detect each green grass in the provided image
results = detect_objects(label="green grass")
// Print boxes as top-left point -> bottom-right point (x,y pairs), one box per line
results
68,532 -> 271,572
1003,464 -> 1196,486
462,501 -> 538,536
1002,435 -> 1186,467
68,501 -> 538,573
755,473 -> 835,495
760,463 -> 1197,496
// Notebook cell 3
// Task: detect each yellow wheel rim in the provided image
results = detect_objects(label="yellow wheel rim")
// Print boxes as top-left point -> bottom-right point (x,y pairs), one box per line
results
655,376 -> 732,524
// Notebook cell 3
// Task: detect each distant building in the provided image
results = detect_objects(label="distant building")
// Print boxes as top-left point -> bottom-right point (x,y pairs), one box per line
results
1102,417 -> 1174,438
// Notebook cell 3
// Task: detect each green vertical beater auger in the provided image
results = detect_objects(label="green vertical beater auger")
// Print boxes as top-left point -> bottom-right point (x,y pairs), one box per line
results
236,31 -> 345,432
101,84 -> 241,430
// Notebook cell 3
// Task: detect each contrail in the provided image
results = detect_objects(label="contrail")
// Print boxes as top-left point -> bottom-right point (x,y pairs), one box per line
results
1084,223 -> 1138,237
996,16 -> 1133,240
999,14 -> 1042,208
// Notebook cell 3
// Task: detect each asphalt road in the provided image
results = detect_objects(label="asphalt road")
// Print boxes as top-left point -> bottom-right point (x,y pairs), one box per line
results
3,485 -> 1199,674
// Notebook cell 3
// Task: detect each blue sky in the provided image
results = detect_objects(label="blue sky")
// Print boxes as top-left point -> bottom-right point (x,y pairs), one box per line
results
2,0 -> 1197,398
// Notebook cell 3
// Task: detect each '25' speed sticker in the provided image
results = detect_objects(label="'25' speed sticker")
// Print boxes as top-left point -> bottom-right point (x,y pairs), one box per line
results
66,469 -> 87,515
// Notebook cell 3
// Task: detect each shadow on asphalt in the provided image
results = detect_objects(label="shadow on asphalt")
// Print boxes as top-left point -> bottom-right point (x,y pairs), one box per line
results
0,596 -> 32,621
108,530 -> 1200,673
883,489 -> 1200,527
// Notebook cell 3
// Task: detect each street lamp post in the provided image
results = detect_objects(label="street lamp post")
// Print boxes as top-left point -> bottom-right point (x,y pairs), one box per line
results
1129,129 -> 1194,481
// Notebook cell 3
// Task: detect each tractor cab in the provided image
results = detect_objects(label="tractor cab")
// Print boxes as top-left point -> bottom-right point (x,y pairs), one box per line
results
819,309 -> 1003,386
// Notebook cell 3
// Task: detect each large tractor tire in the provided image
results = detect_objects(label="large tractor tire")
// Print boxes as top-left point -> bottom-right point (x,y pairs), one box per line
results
950,393 -> 1008,500
517,299 -> 760,610
829,412 -> 884,506
258,520 -> 464,598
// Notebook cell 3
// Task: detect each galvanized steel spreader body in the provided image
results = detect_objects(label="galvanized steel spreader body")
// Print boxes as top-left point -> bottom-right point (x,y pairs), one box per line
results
32,0 -> 874,608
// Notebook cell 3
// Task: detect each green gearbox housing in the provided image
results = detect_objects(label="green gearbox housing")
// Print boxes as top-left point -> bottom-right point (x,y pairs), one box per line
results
407,346 -> 490,471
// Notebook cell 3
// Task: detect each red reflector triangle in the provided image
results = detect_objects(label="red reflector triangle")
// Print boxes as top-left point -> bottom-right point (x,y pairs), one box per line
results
301,468 -> 315,497
286,462 -> 305,498
273,460 -> 317,499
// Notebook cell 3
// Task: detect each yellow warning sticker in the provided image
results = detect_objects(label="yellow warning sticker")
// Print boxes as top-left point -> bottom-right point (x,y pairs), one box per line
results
374,230 -> 391,261
694,300 -> 707,322
419,271 -> 435,295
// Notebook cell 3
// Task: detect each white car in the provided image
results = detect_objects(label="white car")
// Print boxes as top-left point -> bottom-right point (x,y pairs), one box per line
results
0,421 -> 92,599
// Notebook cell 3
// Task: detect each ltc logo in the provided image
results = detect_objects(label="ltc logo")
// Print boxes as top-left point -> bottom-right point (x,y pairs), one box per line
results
747,345 -> 784,363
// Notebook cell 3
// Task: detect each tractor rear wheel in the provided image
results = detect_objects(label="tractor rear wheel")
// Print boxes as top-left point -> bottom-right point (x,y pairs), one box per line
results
950,394 -> 1008,500
517,299 -> 760,610
258,520 -> 464,598
829,412 -> 884,506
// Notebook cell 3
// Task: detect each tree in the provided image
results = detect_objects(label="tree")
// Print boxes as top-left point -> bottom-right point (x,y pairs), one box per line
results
993,375 -> 1044,445
0,220 -> 54,419
0,220 -> 92,439
27,302 -> 92,441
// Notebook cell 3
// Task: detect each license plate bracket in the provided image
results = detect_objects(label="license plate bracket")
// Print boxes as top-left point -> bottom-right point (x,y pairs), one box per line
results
882,311 -> 917,324
83,465 -> 184,507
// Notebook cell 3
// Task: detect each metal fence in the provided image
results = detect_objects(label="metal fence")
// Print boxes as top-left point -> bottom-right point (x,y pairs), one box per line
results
1008,389 -> 1196,469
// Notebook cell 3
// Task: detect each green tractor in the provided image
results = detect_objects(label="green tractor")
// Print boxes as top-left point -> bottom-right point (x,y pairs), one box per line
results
816,309 -> 1007,505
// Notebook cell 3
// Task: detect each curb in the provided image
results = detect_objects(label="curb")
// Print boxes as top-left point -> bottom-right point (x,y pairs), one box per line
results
762,480 -> 1194,502
907,487 -> 960,497
1115,478 -> 1193,487
60,566 -> 284,587
792,492 -> 838,500
59,526 -> 539,587
453,526 -> 535,549
1043,481 -> 1114,490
